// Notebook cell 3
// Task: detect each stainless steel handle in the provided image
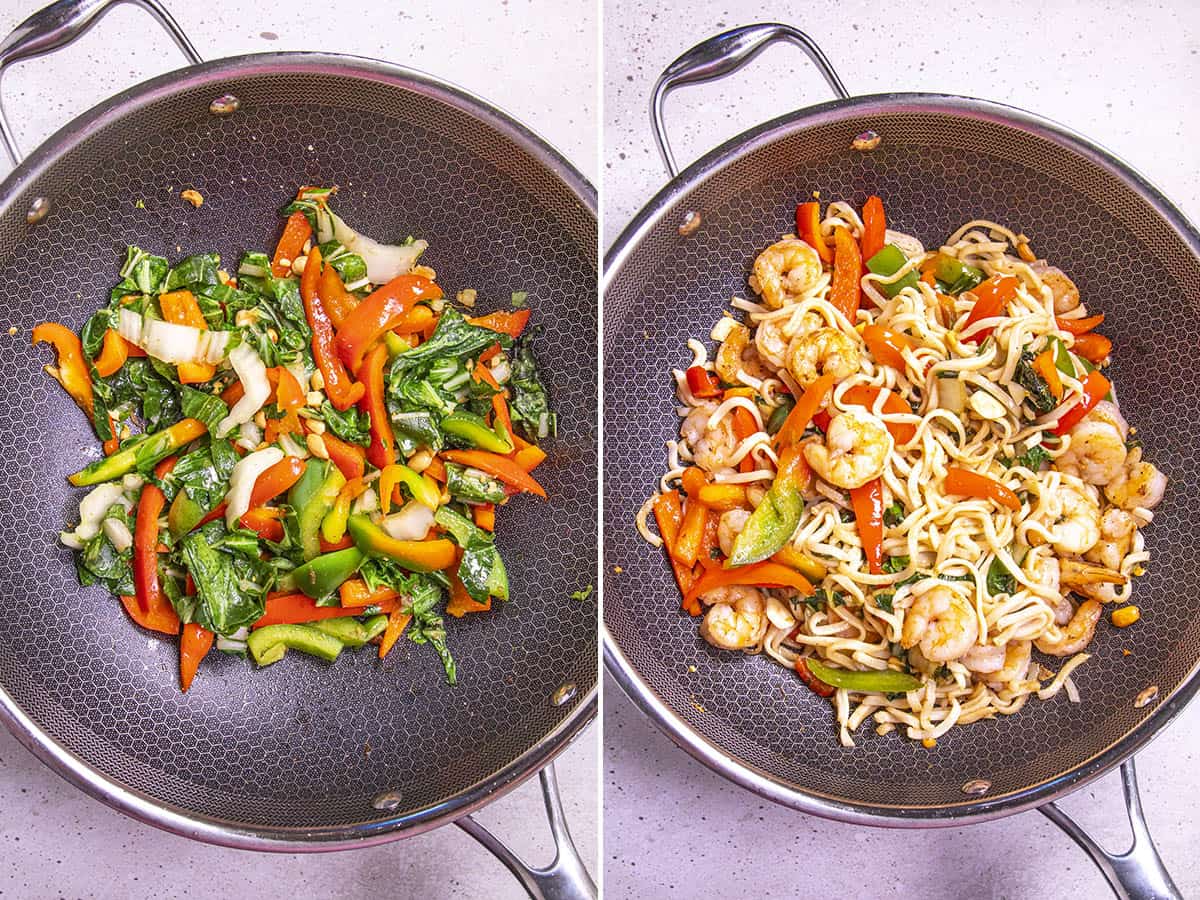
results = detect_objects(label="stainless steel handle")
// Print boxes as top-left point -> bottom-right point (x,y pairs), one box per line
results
1040,759 -> 1180,900
0,0 -> 201,164
456,763 -> 596,900
650,22 -> 849,178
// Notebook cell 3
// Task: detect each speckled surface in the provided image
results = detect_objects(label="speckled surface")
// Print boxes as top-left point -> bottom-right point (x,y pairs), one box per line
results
603,2 -> 1200,898
0,2 -> 596,898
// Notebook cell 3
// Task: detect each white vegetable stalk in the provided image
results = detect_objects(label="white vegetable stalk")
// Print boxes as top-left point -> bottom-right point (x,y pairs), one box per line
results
381,501 -> 434,541
225,446 -> 284,528
74,483 -> 128,541
316,206 -> 427,284
102,517 -> 133,553
216,344 -> 271,438
118,309 -> 230,365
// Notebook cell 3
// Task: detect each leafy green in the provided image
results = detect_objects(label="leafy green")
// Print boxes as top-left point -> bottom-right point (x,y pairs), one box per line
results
883,555 -> 910,574
508,337 -> 556,441
391,308 -> 511,379
166,439 -> 238,509
317,240 -> 367,288
571,584 -> 594,602
1003,444 -> 1050,472
91,357 -> 181,438
181,523 -> 269,634
179,385 -> 229,433
434,506 -> 509,602
1014,347 -> 1057,415
319,401 -> 370,446
164,253 -> 220,291
75,504 -> 134,595
391,410 -> 442,456
765,397 -> 794,435
446,463 -> 506,504
510,291 -> 528,308
875,593 -> 895,613
80,307 -> 119,358
405,579 -> 457,684
883,502 -> 905,527
986,556 -> 1017,596
119,246 -> 169,294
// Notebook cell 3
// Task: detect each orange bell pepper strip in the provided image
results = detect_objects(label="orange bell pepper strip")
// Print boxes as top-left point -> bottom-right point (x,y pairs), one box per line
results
731,406 -> 758,473
837,385 -> 917,445
252,592 -> 361,629
378,609 -> 413,659
671,467 -> 710,569
264,367 -> 306,443
159,289 -> 216,383
240,507 -> 285,541
394,304 -> 435,335
774,372 -> 835,449
319,430 -> 366,482
685,366 -> 722,399
92,328 -> 129,377
652,490 -> 699,615
179,623 -> 214,693
828,225 -> 863,322
795,201 -> 833,263
423,456 -> 447,482
446,570 -> 492,617
1071,332 -> 1112,364
943,467 -> 1021,511
1032,349 -> 1064,401
849,478 -> 885,574
249,455 -> 306,507
301,247 -> 364,410
133,483 -> 167,614
685,560 -> 814,605
1056,313 -> 1104,335
860,195 -> 887,262
962,275 -> 1019,342
357,342 -> 395,469
336,273 -> 443,373
119,593 -> 180,635
473,503 -> 496,532
441,449 -> 546,498
468,308 -> 531,338
862,324 -> 915,372
338,578 -> 402,611
32,322 -> 94,419
271,209 -> 312,278
1053,370 -> 1111,436
318,262 -> 358,328
512,443 -> 547,472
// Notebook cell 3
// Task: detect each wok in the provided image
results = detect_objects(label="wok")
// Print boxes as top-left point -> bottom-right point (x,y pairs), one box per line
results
603,23 -> 1200,900
0,2 -> 597,898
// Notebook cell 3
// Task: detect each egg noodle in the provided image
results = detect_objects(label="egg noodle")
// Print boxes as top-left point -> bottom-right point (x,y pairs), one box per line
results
638,198 -> 1167,747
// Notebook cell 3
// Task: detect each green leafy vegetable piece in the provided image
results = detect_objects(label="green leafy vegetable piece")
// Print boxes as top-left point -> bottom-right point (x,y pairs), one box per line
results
1014,347 -> 1057,415
570,584 -> 595,602
986,556 -> 1017,596
181,523 -> 268,634
875,593 -> 895,613
319,401 -> 371,446
883,555 -> 910,574
883,502 -> 905,527
445,463 -> 507,504
164,253 -> 220,291
508,337 -> 556,441
390,308 -> 511,379
178,385 -> 229,433
404,579 -> 457,684
119,246 -> 169,294
510,291 -> 528,308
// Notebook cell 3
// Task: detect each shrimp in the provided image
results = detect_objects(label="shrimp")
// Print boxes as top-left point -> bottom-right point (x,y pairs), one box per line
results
1060,557 -> 1126,603
962,643 -> 1006,674
1033,264 -> 1081,314
1040,480 -> 1101,556
717,508 -> 752,557
803,407 -> 893,489
1055,401 -> 1128,486
1023,552 -> 1072,624
1067,507 -> 1135,603
715,322 -> 772,384
754,310 -> 821,369
1034,599 -> 1102,656
786,328 -> 860,389
681,401 -> 739,473
700,589 -> 768,650
987,640 -> 1033,686
1104,447 -> 1167,511
751,239 -> 822,309
901,586 -> 978,663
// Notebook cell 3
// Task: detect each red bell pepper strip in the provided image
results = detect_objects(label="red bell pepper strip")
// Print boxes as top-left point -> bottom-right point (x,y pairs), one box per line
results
828,226 -> 863,322
862,324 -> 915,372
250,455 -> 307,507
1056,313 -> 1104,335
1071,332 -> 1112,364
442,449 -> 547,498
336,273 -> 443,373
252,592 -> 362,629
860,195 -> 887,262
962,275 -> 1019,342
652,490 -> 699,615
794,656 -> 836,698
179,623 -> 213,693
318,262 -> 358,327
133,482 -> 167,614
943,467 -> 1021,511
849,477 -> 885,574
685,560 -> 814,604
301,246 -> 364,410
271,210 -> 312,278
685,366 -> 722,398
1053,370 -> 1111,436
774,372 -> 835,449
32,322 -> 94,419
358,342 -> 395,469
240,507 -> 285,541
795,201 -> 833,263
92,328 -> 128,378
468,309 -> 531,338
320,430 -> 366,482
119,593 -> 180,635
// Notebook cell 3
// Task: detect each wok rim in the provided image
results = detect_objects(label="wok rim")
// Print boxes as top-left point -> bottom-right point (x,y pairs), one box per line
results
0,50 -> 597,851
602,90 -> 1200,826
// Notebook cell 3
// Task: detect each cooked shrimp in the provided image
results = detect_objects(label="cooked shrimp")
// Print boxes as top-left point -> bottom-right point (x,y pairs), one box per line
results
803,407 -> 892,489
962,643 -> 1006,674
1104,447 -> 1167,511
717,508 -> 752,557
1023,552 -> 1072,624
987,640 -> 1033,686
1087,507 -> 1136,571
1055,402 -> 1128,486
901,585 -> 978,663
700,589 -> 768,650
1034,265 -> 1081,314
1034,599 -> 1102,656
715,322 -> 772,384
1063,507 -> 1134,603
751,239 -> 822,309
786,328 -> 860,389
1042,480 -> 1101,556
681,401 -> 739,472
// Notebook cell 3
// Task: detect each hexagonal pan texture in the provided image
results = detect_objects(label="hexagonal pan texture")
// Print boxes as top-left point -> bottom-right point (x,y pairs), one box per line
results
0,54 -> 596,848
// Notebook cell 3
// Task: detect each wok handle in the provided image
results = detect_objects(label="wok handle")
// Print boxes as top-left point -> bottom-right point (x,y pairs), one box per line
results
455,763 -> 596,900
650,22 -> 849,178
1039,759 -> 1181,900
0,0 -> 201,164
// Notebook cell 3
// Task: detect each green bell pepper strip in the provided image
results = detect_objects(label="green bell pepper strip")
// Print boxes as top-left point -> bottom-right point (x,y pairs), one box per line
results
288,459 -> 344,560
865,245 -> 920,299
441,409 -> 513,454
433,506 -> 509,602
1051,336 -> 1075,379
346,514 -> 457,572
309,614 -> 387,648
728,448 -> 806,566
69,418 -> 207,486
247,623 -> 344,666
290,547 -> 364,599
167,489 -> 205,540
445,463 -> 507,504
932,253 -> 985,295
806,657 -> 922,693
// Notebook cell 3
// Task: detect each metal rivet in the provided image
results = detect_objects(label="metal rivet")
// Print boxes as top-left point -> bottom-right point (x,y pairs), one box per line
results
550,682 -> 577,707
678,210 -> 702,236
962,779 -> 992,796
372,789 -> 404,811
851,130 -> 882,152
26,196 -> 50,224
209,93 -> 241,116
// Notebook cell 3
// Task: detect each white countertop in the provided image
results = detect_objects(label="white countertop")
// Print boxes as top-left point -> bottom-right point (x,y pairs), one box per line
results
0,2 -> 597,898
603,2 -> 1200,898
